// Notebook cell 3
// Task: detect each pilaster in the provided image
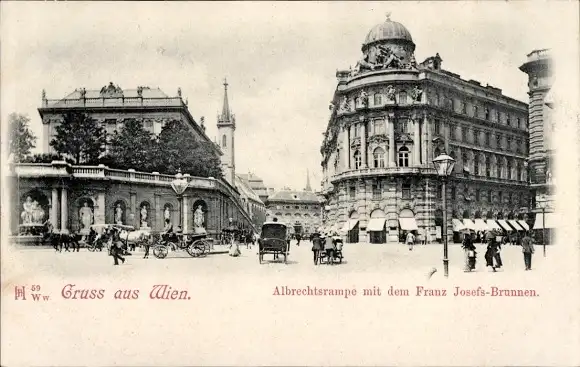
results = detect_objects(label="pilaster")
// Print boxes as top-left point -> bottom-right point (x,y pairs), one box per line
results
361,120 -> 367,168
130,192 -> 137,227
413,116 -> 421,166
183,195 -> 189,233
60,188 -> 68,233
95,192 -> 105,225
51,188 -> 59,228
388,113 -> 396,167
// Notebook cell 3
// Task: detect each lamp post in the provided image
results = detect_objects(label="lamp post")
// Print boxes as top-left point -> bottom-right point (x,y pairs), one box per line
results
536,198 -> 547,257
170,169 -> 189,229
432,154 -> 456,278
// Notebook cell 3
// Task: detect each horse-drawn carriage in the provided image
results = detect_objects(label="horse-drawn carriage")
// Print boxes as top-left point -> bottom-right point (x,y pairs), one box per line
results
152,231 -> 211,259
258,222 -> 290,264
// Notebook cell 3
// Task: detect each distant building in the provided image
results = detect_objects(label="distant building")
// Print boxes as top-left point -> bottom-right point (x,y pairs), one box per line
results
237,172 -> 273,203
519,49 -> 555,240
321,16 -> 530,244
265,173 -> 323,235
235,174 -> 266,229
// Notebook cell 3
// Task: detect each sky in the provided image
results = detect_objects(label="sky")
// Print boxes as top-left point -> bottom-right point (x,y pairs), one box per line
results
1,1 -> 578,192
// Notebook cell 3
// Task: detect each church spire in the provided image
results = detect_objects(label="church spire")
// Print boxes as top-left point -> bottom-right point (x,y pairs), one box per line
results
305,169 -> 312,191
220,77 -> 231,121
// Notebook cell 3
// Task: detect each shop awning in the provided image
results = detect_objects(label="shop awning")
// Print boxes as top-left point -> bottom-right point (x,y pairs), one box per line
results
367,218 -> 386,231
474,219 -> 489,231
497,219 -> 513,231
486,220 -> 502,231
452,219 -> 466,232
508,220 -> 524,231
462,219 -> 476,230
341,219 -> 359,232
518,220 -> 530,231
399,218 -> 419,231
533,213 -> 558,229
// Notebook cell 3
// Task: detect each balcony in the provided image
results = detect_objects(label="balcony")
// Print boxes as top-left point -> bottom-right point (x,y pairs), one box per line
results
331,166 -> 437,182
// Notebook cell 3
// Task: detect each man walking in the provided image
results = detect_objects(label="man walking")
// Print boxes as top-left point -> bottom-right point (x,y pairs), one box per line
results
521,231 -> 535,270
406,231 -> 415,251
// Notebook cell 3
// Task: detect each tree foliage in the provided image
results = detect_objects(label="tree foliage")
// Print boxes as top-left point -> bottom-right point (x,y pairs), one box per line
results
50,112 -> 106,164
108,119 -> 156,171
154,120 -> 222,178
7,113 -> 36,162
23,153 -> 73,164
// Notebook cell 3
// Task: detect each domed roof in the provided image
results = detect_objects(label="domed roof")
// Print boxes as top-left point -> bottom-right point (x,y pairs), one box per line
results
364,16 -> 413,45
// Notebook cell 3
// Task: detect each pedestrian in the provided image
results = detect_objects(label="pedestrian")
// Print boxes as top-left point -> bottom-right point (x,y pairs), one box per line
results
296,233 -> 302,247
311,232 -> 322,265
324,233 -> 335,265
462,232 -> 476,272
406,231 -> 415,251
521,231 -> 535,270
484,232 -> 497,272
143,233 -> 153,259
111,230 -> 125,266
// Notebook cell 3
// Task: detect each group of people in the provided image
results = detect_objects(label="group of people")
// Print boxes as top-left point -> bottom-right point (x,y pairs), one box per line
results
309,231 -> 343,265
462,230 -> 536,272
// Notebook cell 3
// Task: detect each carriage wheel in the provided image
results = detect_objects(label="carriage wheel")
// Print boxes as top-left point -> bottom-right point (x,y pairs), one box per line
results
153,245 -> 168,259
187,244 -> 202,257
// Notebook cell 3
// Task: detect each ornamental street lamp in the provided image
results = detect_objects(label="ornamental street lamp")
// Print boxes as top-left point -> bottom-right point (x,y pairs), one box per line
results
536,198 -> 547,257
433,153 -> 456,278
170,169 -> 189,228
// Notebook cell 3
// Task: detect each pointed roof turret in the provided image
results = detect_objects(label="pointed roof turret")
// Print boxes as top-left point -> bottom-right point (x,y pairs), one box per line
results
221,78 -> 230,120
305,169 -> 312,191
218,77 -> 235,127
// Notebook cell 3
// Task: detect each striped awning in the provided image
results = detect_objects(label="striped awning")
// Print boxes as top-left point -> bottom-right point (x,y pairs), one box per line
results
497,219 -> 513,231
486,220 -> 502,231
518,220 -> 530,231
508,220 -> 524,231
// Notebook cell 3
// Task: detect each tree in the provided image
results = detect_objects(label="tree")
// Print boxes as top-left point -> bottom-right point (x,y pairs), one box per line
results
50,112 -> 106,164
7,113 -> 36,162
108,119 -> 156,171
153,120 -> 222,178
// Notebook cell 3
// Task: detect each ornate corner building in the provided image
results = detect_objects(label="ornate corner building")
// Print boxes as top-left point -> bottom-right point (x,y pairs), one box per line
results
320,16 -> 530,244
519,49 -> 555,237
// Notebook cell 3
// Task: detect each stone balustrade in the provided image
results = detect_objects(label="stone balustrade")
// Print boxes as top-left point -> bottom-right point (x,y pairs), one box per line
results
42,97 -> 184,108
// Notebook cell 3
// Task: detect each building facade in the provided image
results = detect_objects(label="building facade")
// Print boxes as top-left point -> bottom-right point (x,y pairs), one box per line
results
265,187 -> 323,235
320,16 -> 530,244
39,82 -> 218,158
237,172 -> 274,203
519,49 -> 555,237
235,174 -> 267,229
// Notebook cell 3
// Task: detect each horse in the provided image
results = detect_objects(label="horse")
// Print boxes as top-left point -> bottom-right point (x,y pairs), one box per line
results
119,229 -> 152,252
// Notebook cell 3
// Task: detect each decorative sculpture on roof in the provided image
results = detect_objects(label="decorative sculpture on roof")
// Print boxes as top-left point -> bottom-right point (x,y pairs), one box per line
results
338,96 -> 351,113
137,86 -> 143,97
79,88 -> 86,98
42,89 -> 46,100
178,87 -> 182,97
386,85 -> 396,101
329,101 -> 335,112
100,82 -> 123,97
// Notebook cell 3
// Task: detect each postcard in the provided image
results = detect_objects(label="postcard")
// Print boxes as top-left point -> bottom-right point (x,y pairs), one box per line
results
2,1 -> 579,366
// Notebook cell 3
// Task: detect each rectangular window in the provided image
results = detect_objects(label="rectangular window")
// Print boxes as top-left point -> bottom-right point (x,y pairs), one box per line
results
462,101 -> 467,114
506,115 -> 511,126
398,119 -> 408,134
349,185 -> 356,199
295,206 -> 299,209
353,125 -> 360,138
473,105 -> 479,118
485,108 -> 490,120
373,119 -> 385,135
434,120 -> 441,135
451,186 -> 456,200
399,92 -> 408,105
485,132 -> 491,147
517,117 -> 521,129
506,137 -> 512,152
498,192 -> 503,204
496,134 -> 502,150
402,183 -> 411,199
372,183 -> 381,200
462,127 -> 467,142
475,189 -> 480,202
374,94 -> 382,106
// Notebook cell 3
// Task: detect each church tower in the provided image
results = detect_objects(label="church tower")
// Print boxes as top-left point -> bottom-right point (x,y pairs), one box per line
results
305,169 -> 312,191
217,78 -> 236,185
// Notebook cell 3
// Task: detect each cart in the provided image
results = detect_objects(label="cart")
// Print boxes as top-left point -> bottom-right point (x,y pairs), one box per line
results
258,222 -> 290,264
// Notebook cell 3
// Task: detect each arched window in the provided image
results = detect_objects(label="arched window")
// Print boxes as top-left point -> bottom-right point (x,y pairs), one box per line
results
374,94 -> 382,106
222,134 -> 227,148
353,150 -> 362,169
398,146 -> 409,167
462,152 -> 469,172
485,155 -> 490,177
373,147 -> 385,168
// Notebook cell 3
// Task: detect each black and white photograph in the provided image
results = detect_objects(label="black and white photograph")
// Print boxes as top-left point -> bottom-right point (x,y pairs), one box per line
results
1,2 -> 579,366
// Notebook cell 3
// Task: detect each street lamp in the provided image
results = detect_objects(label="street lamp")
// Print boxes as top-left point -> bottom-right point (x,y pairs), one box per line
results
432,154 -> 456,277
537,199 -> 547,257
171,169 -> 189,228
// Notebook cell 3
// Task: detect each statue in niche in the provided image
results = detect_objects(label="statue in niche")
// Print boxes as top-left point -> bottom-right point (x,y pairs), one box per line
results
411,86 -> 423,102
32,200 -> 45,224
338,96 -> 351,113
21,196 -> 34,224
194,205 -> 206,233
546,170 -> 552,184
115,204 -> 124,225
164,206 -> 171,221
359,90 -> 369,108
386,86 -> 396,101
79,202 -> 93,231
140,205 -> 148,228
